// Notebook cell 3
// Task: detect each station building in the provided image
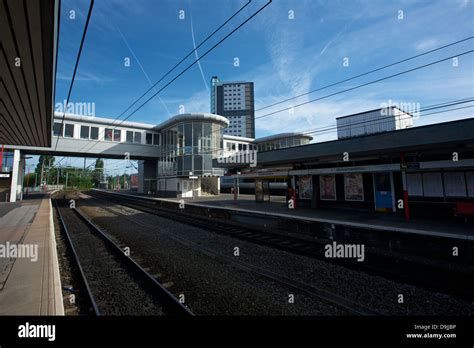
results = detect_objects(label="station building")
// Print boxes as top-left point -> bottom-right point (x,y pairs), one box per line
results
219,108 -> 474,220
152,113 -> 229,197
218,133 -> 314,195
2,112 -> 230,201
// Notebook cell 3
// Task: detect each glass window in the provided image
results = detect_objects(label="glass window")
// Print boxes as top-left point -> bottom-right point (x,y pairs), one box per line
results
153,133 -> 160,146
114,129 -> 121,142
80,125 -> 90,139
104,128 -> 113,141
177,124 -> 184,155
90,127 -> 99,140
146,133 -> 153,144
203,154 -> 212,171
184,123 -> 192,154
193,123 -> 202,154
53,122 -> 62,136
183,155 -> 192,173
134,132 -> 141,144
163,131 -> 167,152
177,155 -> 183,174
126,131 -> 134,143
64,124 -> 74,138
194,155 -> 202,174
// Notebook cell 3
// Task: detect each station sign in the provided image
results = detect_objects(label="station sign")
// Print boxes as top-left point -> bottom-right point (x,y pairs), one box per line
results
0,173 -> 10,178
401,162 -> 420,170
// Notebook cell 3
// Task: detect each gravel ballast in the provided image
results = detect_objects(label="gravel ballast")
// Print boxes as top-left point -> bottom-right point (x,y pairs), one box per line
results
75,192 -> 473,316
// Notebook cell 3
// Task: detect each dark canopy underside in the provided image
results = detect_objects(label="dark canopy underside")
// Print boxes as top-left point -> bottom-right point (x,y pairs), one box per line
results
0,0 -> 57,147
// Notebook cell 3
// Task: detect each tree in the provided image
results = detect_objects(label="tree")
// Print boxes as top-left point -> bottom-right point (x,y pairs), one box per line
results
23,173 -> 36,187
92,158 -> 104,187
35,155 -> 56,185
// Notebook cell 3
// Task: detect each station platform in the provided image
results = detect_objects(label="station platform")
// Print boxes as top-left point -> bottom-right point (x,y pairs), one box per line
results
105,191 -> 473,241
0,193 -> 64,315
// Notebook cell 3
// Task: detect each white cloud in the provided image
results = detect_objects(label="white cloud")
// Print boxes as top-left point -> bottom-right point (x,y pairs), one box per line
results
56,70 -> 115,84
456,0 -> 471,8
414,38 -> 440,51
240,0 -> 474,140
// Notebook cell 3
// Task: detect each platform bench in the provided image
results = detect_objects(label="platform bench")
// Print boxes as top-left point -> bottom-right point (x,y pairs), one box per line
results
454,201 -> 474,222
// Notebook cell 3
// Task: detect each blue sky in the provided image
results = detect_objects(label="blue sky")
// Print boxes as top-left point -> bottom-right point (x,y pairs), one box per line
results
49,0 -> 474,173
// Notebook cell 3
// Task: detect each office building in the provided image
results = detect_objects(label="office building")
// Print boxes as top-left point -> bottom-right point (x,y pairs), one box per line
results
210,76 -> 255,138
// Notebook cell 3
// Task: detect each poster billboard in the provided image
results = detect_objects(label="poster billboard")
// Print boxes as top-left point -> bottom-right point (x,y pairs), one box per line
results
422,172 -> 443,197
299,175 -> 312,199
344,173 -> 364,201
467,172 -> 474,198
407,173 -> 423,196
444,172 -> 467,197
319,175 -> 336,200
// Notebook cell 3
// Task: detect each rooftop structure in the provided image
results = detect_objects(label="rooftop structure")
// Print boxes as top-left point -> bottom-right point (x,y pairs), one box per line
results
336,106 -> 413,139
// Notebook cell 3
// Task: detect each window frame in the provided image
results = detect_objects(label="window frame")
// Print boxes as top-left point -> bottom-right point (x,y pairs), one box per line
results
113,129 -> 121,142
126,131 -> 134,143
146,133 -> 153,145
64,124 -> 75,138
53,122 -> 62,136
90,127 -> 99,140
80,125 -> 90,139
104,128 -> 113,141
134,132 -> 142,144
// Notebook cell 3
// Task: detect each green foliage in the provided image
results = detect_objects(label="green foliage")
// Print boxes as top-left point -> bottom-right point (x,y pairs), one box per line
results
92,158 -> 104,187
23,173 -> 36,187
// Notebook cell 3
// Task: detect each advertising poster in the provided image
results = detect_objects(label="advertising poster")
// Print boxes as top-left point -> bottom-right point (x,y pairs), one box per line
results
319,175 -> 336,200
467,172 -> 474,198
444,172 -> 467,197
299,175 -> 313,199
407,173 -> 423,196
422,172 -> 443,197
344,173 -> 364,201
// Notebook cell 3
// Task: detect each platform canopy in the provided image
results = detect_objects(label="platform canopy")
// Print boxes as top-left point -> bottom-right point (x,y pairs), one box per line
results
0,0 -> 58,147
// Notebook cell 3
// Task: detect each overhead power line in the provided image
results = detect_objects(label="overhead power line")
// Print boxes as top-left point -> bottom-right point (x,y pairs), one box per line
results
255,50 -> 474,121
298,98 -> 474,135
305,105 -> 473,139
300,99 -> 474,137
57,0 -> 254,164
54,0 -> 94,151
256,36 -> 473,112
113,0 -> 273,125
114,0 -> 252,123
133,98 -> 473,159
77,0 -> 271,155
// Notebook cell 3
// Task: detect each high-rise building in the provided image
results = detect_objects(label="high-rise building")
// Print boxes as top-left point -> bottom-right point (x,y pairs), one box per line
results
210,76 -> 255,138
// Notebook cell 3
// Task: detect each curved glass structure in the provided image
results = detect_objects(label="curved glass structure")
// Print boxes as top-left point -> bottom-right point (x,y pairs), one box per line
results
158,116 -> 226,177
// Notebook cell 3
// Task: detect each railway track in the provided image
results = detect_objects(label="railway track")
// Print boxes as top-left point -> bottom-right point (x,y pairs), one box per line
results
88,190 -> 474,302
80,197 -> 379,316
53,194 -> 193,316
